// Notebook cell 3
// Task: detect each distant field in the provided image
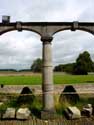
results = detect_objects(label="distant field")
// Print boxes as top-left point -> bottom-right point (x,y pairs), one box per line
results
0,72 -> 94,85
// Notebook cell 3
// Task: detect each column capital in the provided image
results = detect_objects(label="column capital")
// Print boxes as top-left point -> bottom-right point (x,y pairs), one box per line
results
41,36 -> 53,43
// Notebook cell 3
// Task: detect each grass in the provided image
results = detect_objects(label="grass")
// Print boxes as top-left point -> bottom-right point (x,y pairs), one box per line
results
0,75 -> 42,85
0,93 -> 94,118
0,72 -> 94,118
54,73 -> 94,84
54,92 -> 94,116
0,72 -> 94,85
0,92 -> 94,118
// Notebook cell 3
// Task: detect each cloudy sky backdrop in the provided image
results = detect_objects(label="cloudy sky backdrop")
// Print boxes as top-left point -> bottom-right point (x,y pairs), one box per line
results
0,0 -> 94,69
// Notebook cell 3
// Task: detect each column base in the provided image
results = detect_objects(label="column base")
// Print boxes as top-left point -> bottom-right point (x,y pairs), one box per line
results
41,110 -> 57,120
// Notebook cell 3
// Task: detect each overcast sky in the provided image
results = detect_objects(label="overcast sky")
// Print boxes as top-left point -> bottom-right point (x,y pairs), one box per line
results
0,0 -> 94,69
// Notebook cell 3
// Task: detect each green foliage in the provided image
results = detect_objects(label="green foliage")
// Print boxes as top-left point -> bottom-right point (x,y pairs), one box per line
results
31,58 -> 42,72
73,51 -> 94,75
54,63 -> 74,73
54,94 -> 70,115
62,63 -> 74,73
54,51 -> 94,75
54,65 -> 63,72
29,94 -> 42,118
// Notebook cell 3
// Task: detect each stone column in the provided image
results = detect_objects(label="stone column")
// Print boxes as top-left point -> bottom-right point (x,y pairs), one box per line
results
41,36 -> 55,119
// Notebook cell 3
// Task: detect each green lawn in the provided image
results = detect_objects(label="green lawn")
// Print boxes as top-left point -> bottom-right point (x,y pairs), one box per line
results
54,73 -> 94,84
0,72 -> 94,85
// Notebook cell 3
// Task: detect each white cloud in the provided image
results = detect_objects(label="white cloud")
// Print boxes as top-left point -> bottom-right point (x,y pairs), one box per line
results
0,0 -> 94,69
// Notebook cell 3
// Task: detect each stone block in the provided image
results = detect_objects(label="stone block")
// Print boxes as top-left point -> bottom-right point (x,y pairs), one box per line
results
82,104 -> 93,117
3,108 -> 16,119
65,106 -> 81,119
16,108 -> 31,120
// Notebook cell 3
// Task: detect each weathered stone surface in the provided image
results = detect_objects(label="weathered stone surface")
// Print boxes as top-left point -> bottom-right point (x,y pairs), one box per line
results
17,87 -> 35,106
82,104 -> 93,117
59,85 -> 79,105
65,106 -> 81,119
3,108 -> 16,119
42,38 -> 55,112
16,108 -> 31,120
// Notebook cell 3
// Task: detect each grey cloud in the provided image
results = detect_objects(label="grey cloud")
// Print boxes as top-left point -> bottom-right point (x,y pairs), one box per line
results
53,29 -> 94,65
0,0 -> 94,69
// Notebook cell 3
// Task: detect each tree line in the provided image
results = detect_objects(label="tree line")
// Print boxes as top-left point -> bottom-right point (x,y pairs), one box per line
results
1,51 -> 94,75
54,51 -> 94,75
31,51 -> 94,75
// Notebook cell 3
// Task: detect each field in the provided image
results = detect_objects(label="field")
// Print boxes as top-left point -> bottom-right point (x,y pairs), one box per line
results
0,71 -> 94,85
0,71 -> 94,124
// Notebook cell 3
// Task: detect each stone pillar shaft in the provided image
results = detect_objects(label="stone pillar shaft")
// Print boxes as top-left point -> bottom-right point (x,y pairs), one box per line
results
41,36 -> 54,111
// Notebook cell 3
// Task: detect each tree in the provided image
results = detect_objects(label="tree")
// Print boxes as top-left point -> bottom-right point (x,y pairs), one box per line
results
73,51 -> 94,75
62,63 -> 74,73
31,58 -> 42,72
54,64 -> 63,72
54,51 -> 94,75
54,63 -> 74,73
